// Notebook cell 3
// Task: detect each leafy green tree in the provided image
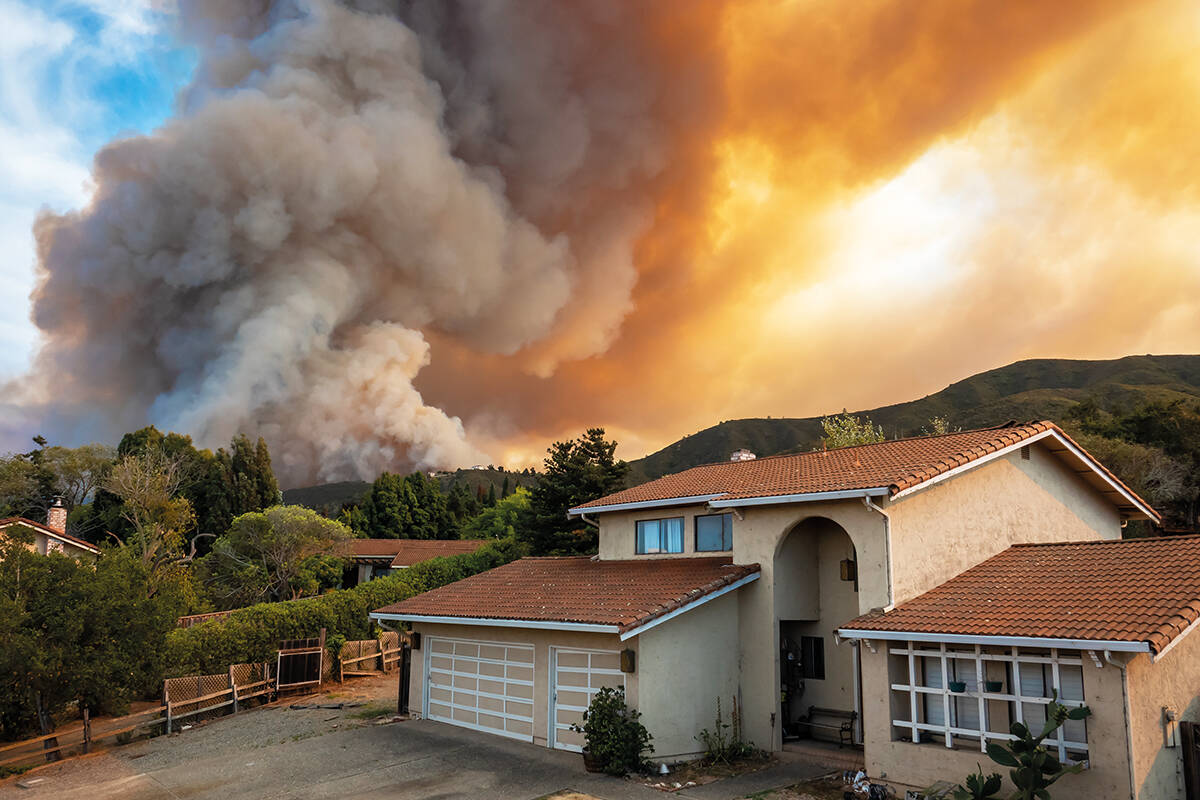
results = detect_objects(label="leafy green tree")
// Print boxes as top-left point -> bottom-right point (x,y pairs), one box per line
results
445,481 -> 480,527
485,483 -> 497,507
820,411 -> 886,449
461,488 -> 532,540
523,428 -> 628,555
358,472 -> 457,539
501,475 -> 510,498
199,505 -> 351,608
102,447 -> 198,575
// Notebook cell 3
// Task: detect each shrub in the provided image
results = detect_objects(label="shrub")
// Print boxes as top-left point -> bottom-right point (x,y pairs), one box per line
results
570,687 -> 653,775
695,697 -> 757,764
164,539 -> 524,676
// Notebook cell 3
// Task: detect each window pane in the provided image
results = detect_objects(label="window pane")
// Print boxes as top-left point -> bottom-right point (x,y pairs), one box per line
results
801,636 -> 825,679
636,520 -> 660,553
663,518 -> 684,553
696,514 -> 732,551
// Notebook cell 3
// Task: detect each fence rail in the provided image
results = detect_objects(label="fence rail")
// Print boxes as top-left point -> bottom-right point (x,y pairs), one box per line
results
0,706 -> 167,770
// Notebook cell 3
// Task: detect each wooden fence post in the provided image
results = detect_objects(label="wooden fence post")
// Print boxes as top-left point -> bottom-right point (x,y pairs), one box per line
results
164,681 -> 172,735
229,666 -> 239,715
81,708 -> 91,754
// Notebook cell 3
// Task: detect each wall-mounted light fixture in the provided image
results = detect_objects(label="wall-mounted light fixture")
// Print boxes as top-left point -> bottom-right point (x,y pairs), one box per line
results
620,648 -> 636,674
840,559 -> 857,582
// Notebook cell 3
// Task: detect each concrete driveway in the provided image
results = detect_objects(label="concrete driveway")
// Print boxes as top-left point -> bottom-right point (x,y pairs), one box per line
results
0,707 -> 828,800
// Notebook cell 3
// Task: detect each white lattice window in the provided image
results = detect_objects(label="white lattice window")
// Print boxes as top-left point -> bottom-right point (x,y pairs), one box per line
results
888,642 -> 1089,764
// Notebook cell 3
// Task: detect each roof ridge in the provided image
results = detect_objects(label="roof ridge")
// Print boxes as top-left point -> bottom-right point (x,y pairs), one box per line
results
1011,534 -> 1200,547
656,420 -> 1053,474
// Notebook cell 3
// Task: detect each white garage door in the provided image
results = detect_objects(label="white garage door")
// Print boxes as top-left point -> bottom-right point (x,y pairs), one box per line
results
550,648 -> 626,751
425,637 -> 535,741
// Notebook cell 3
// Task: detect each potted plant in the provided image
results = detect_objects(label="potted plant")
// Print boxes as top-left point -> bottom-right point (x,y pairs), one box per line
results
984,680 -> 1004,693
949,680 -> 967,693
570,687 -> 654,775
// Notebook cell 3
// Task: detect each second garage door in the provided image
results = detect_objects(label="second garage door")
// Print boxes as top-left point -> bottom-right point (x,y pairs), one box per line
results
550,648 -> 626,751
425,637 -> 535,741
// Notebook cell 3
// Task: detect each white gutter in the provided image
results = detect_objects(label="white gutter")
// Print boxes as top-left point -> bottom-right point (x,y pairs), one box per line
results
568,494 -> 726,516
862,496 -> 894,609
836,628 -> 1152,653
707,487 -> 889,509
618,572 -> 760,641
889,429 -> 1158,520
368,612 -> 620,635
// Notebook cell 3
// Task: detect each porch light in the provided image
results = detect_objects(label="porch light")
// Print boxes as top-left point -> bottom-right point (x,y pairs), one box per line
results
620,648 -> 636,673
840,559 -> 857,582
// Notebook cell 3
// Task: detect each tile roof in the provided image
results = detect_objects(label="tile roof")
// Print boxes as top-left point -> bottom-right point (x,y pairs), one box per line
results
840,536 -> 1200,653
372,556 -> 760,634
572,421 -> 1157,520
0,517 -> 101,553
350,538 -> 488,568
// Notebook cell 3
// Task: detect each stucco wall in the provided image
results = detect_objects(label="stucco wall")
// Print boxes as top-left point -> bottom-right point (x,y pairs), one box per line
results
597,504 -> 725,560
886,445 -> 1122,603
406,622 -> 633,748
858,644 -> 1133,798
1126,631 -> 1200,799
638,591 -> 741,760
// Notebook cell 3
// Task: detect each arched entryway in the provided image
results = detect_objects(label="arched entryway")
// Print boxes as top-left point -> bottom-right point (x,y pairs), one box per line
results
775,516 -> 860,741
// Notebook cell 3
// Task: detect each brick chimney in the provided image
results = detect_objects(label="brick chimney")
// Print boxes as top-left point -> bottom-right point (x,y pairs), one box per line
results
46,497 -> 67,533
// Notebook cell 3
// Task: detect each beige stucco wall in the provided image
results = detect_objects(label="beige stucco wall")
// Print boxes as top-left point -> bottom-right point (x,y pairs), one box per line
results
1126,631 -> 1200,799
886,444 -> 1122,603
859,644 -> 1133,798
597,504 -> 727,560
406,622 -> 634,748
638,591 -> 741,760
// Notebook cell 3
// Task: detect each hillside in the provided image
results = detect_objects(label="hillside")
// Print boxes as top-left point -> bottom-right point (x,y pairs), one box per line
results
625,354 -> 1200,482
283,467 -> 539,512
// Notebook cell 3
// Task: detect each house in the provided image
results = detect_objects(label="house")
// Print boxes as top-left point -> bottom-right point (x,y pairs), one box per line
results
370,421 -> 1188,796
0,499 -> 100,560
347,538 -> 489,585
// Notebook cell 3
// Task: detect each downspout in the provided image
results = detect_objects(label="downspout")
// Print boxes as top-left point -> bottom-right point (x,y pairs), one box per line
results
579,512 -> 600,529
862,496 -> 894,610
1106,650 -> 1137,800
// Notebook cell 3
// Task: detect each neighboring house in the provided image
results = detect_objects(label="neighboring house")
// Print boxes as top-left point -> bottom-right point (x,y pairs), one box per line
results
0,500 -> 101,560
347,538 -> 488,585
371,422 -> 1189,797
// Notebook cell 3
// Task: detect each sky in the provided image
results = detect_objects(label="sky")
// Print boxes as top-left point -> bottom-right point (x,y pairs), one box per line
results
0,0 -> 194,375
3,1 -> 1200,484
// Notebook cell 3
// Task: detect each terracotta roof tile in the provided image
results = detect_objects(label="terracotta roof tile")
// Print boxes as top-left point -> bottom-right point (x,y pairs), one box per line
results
350,538 -> 488,567
0,517 -> 101,553
840,536 -> 1200,653
372,556 -> 760,634
573,421 -> 1156,520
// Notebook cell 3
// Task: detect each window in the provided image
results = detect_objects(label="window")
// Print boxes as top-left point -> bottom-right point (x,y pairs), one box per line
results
800,635 -> 825,679
695,513 -> 733,552
636,517 -> 684,554
889,642 -> 1089,763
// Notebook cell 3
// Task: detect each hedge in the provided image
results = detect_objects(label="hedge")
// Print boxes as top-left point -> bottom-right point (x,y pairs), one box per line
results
164,539 -> 523,676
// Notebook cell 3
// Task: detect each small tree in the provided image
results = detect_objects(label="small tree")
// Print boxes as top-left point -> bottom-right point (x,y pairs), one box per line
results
524,428 -> 628,555
571,687 -> 653,775
948,692 -> 1091,800
820,411 -> 885,449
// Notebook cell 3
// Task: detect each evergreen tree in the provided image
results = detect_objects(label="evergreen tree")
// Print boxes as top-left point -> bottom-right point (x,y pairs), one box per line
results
486,483 -> 497,507
360,472 -> 457,539
522,428 -> 628,555
501,475 -> 511,498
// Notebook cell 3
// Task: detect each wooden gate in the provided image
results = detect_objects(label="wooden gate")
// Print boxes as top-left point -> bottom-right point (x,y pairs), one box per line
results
276,629 -> 325,691
1183,721 -> 1200,800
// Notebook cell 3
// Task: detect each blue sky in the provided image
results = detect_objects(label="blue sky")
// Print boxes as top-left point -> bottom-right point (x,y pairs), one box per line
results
0,0 -> 195,379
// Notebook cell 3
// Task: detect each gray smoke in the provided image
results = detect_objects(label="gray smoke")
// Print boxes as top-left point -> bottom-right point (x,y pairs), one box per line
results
7,0 -> 693,485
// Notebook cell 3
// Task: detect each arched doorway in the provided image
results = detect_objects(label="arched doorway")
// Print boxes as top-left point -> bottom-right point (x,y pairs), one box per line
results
775,516 -> 860,741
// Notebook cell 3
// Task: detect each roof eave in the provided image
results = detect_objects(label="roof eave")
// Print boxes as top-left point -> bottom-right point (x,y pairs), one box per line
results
366,612 -> 621,635
835,627 -> 1153,653
619,571 -> 760,641
569,494 -> 726,516
708,487 -> 890,509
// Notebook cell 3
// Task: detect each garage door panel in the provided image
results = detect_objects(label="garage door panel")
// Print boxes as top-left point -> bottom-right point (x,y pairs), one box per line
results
424,637 -> 535,742
552,648 -> 626,752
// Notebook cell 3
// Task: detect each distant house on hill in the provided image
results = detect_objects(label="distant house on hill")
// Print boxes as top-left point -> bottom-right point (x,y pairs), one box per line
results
346,538 -> 488,586
1,499 -> 100,560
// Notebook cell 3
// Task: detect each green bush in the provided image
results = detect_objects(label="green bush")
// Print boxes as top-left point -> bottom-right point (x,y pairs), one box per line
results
570,687 -> 653,775
164,539 -> 524,676
696,697 -> 757,764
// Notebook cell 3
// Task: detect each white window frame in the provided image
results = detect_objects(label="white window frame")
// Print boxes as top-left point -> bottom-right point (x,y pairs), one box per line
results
635,516 -> 685,554
889,642 -> 1089,763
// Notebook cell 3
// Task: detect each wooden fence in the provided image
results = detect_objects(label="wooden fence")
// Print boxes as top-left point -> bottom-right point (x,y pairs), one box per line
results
0,705 -> 167,771
175,610 -> 236,628
338,631 -> 402,681
164,662 -> 273,733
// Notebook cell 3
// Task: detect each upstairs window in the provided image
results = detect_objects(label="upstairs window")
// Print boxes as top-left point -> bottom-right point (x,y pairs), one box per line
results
636,517 -> 684,554
695,513 -> 733,552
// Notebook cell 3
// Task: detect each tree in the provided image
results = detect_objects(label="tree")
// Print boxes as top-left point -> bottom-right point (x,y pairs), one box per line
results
523,428 -> 628,555
102,447 -> 197,574
445,481 -> 481,527
357,472 -> 457,539
820,411 -> 886,449
199,505 -> 352,607
922,416 -> 958,436
461,488 -> 532,540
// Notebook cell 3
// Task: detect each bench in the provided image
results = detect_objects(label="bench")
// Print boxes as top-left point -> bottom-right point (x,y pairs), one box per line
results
797,705 -> 857,747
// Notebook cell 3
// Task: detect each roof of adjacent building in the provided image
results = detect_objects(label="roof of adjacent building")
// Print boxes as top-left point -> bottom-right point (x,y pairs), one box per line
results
571,421 -> 1158,520
371,556 -> 760,635
0,517 -> 101,554
350,538 -> 489,568
839,536 -> 1200,653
